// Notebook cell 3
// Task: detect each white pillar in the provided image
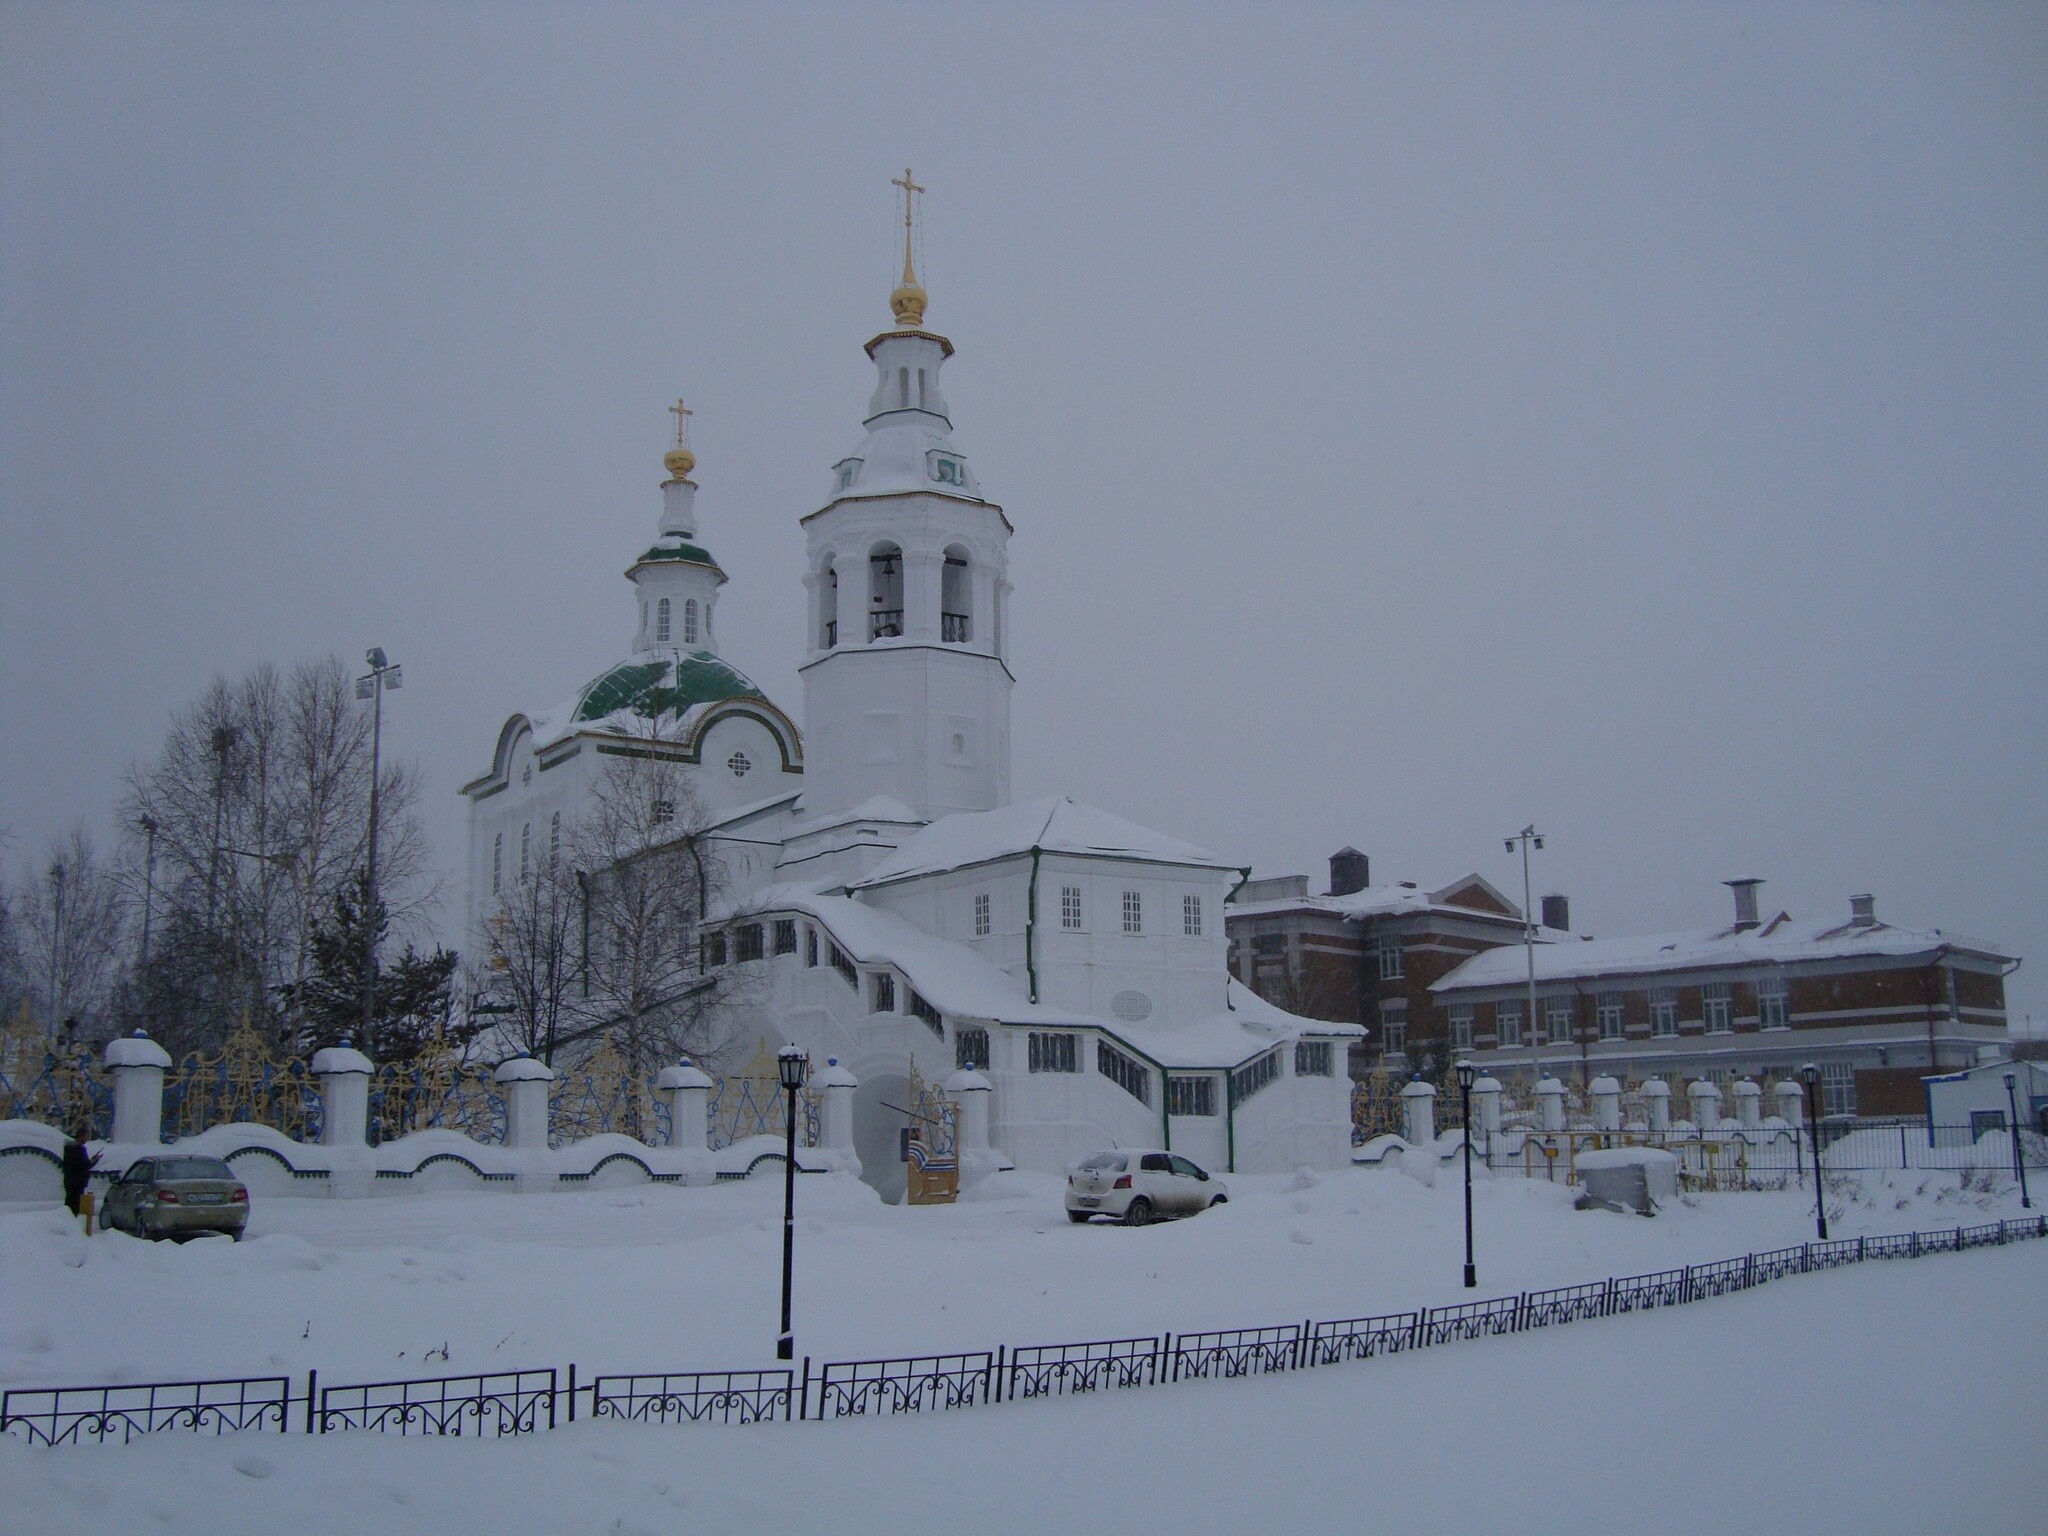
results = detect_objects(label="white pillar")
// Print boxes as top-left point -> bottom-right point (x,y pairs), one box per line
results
942,1065 -> 992,1181
656,1059 -> 714,1149
1534,1076 -> 1566,1132
1590,1075 -> 1622,1132
311,1043 -> 374,1148
105,1032 -> 171,1146
1775,1078 -> 1805,1128
1688,1079 -> 1722,1129
1471,1074 -> 1503,1137
495,1055 -> 555,1150
1732,1078 -> 1762,1129
808,1058 -> 861,1177
1401,1078 -> 1437,1146
1642,1077 -> 1671,1131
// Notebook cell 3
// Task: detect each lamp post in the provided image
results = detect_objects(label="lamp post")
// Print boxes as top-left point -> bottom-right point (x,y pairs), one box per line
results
2004,1071 -> 2032,1210
1457,1056 -> 1477,1289
776,1042 -> 810,1360
355,648 -> 403,1055
1505,826 -> 1544,1068
1799,1063 -> 1828,1241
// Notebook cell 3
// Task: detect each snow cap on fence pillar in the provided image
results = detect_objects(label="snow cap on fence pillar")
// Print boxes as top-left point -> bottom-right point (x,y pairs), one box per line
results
1774,1078 -> 1805,1126
310,1044 -> 373,1076
1590,1075 -> 1622,1132
656,1056 -> 714,1151
812,1058 -> 859,1091
493,1055 -> 556,1083
104,1030 -> 171,1146
1731,1078 -> 1762,1128
655,1060 -> 714,1092
1641,1076 -> 1671,1131
1534,1075 -> 1566,1132
495,1053 -> 555,1153
313,1039 -> 375,1149
941,1067 -> 990,1095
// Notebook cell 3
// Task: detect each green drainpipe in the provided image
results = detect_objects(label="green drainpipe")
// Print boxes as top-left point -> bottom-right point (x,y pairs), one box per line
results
1224,1069 -> 1236,1173
1025,846 -> 1042,1003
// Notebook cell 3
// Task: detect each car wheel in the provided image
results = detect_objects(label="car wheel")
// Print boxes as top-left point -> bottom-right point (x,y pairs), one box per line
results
1209,1195 -> 1228,1208
1123,1197 -> 1153,1227
1067,1210 -> 1091,1224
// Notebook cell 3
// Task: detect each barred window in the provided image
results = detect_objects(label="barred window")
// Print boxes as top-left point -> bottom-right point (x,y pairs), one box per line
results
1597,992 -> 1624,1041
973,892 -> 991,938
805,927 -> 818,967
652,798 -> 676,825
1703,982 -> 1733,1034
1495,1001 -> 1522,1047
1122,890 -> 1142,934
1294,1040 -> 1333,1077
520,823 -> 531,882
1757,972 -> 1788,1029
909,990 -> 942,1036
736,924 -> 764,963
549,812 -> 560,868
699,931 -> 727,971
1096,1040 -> 1151,1105
773,919 -> 797,957
1169,1076 -> 1217,1117
955,1027 -> 990,1071
1649,987 -> 1677,1038
1183,894 -> 1203,937
871,971 -> 895,1013
1378,938 -> 1403,981
1061,885 -> 1083,930
1028,1032 -> 1078,1073
492,832 -> 502,894
1448,1003 -> 1473,1051
830,943 -> 857,988
1231,1048 -> 1281,1103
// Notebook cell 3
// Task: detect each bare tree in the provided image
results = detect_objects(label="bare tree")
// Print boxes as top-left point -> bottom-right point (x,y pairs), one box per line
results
476,836 -> 583,1064
9,826 -> 128,1044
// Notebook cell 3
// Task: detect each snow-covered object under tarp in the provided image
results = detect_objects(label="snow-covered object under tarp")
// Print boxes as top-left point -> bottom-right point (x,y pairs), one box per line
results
1574,1147 -> 1680,1214
851,796 -> 1236,888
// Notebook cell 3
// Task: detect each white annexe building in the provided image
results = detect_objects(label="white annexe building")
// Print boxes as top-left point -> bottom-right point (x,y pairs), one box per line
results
466,209 -> 1358,1198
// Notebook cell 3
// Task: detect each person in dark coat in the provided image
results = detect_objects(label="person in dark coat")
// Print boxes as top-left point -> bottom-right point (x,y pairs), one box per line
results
62,1126 -> 100,1217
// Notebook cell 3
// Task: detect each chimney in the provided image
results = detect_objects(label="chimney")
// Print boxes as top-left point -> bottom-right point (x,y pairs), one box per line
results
1849,893 -> 1876,928
1541,893 -> 1570,932
1329,847 -> 1370,897
1725,878 -> 1763,932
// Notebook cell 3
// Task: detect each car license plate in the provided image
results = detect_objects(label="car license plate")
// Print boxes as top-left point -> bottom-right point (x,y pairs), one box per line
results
185,1192 -> 225,1204
1076,1196 -> 1100,1207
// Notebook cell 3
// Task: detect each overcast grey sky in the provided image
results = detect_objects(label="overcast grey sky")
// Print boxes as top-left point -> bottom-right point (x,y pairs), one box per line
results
4,3 -> 2044,1020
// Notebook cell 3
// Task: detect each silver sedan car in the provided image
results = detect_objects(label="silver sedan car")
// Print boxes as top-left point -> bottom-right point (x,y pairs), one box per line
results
100,1155 -> 250,1241
1066,1150 -> 1227,1225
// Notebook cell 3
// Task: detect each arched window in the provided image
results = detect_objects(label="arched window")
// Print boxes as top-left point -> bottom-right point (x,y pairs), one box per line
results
492,832 -> 503,894
868,544 -> 903,641
549,812 -> 560,868
942,546 -> 971,644
683,598 -> 699,645
520,823 -> 531,882
819,561 -> 839,648
656,598 -> 671,644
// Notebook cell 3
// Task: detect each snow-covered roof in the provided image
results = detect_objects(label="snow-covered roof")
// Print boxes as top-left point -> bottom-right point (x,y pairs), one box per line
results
851,797 -> 1235,889
1433,914 -> 2012,992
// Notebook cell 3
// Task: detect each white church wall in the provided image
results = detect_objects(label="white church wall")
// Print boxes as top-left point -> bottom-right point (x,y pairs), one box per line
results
1030,855 -> 1236,1027
692,712 -> 793,816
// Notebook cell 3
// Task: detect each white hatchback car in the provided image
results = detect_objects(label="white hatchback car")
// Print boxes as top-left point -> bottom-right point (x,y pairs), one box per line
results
1065,1150 -> 1228,1225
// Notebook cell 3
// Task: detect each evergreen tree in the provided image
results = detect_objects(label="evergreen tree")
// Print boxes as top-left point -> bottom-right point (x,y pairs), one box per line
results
281,875 -> 464,1064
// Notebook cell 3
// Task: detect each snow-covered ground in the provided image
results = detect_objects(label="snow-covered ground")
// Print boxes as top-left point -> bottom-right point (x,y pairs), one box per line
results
4,1164 -> 2043,1534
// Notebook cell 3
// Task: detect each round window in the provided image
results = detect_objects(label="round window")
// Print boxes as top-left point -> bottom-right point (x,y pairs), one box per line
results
727,751 -> 752,777
1110,990 -> 1153,1023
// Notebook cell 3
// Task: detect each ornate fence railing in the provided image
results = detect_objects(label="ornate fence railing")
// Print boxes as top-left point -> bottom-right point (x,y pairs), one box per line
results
0,1009 -> 112,1138
7,1215 -> 2044,1446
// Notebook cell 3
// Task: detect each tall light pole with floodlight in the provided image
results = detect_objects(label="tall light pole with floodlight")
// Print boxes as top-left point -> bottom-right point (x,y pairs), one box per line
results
1799,1062 -> 1828,1241
1505,826 -> 1544,1064
776,1043 -> 810,1360
2004,1070 -> 2032,1210
1457,1056 -> 1477,1289
356,648 -> 402,1054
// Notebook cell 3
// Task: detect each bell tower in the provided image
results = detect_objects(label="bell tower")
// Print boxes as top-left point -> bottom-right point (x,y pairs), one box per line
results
798,173 -> 1014,824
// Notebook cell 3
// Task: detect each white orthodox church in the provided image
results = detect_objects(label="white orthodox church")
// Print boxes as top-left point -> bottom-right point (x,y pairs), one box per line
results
465,189 -> 1358,1196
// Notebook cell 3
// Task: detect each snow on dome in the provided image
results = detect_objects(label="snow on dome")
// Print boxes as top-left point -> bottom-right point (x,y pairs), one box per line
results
852,796 -> 1232,889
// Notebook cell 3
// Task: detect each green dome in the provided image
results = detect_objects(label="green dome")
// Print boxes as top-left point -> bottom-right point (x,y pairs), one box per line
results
629,538 -> 722,573
574,652 -> 768,725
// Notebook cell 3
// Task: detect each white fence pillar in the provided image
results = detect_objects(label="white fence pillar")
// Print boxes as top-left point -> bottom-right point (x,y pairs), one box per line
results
1688,1080 -> 1722,1129
656,1059 -> 714,1149
816,1058 -> 861,1175
105,1032 -> 171,1146
1642,1077 -> 1671,1131
1471,1075 -> 1503,1138
942,1065 -> 992,1184
1732,1078 -> 1762,1129
1775,1078 -> 1805,1127
1534,1076 -> 1566,1132
1401,1078 -> 1437,1147
1590,1075 -> 1622,1132
311,1043 -> 374,1147
495,1056 -> 555,1150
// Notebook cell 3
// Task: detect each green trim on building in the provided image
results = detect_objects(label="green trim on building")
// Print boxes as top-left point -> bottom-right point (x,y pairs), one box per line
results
574,653 -> 768,725
630,539 -> 721,571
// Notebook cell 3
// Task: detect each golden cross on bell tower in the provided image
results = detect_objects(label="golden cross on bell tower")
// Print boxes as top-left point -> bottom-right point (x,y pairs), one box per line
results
668,397 -> 693,449
891,167 -> 925,285
663,397 -> 696,481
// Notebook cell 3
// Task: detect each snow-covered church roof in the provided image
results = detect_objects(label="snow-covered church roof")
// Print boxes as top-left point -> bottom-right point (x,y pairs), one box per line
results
850,796 -> 1238,889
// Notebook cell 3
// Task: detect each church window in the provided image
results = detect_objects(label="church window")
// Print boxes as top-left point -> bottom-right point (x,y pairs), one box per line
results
955,1027 -> 990,1072
736,924 -> 764,963
1295,1040 -> 1334,1077
830,943 -> 858,988
700,931 -> 727,971
774,919 -> 797,957
683,599 -> 698,645
549,812 -> 560,868
1060,885 -> 1082,930
868,545 -> 903,641
898,366 -> 910,409
1122,890 -> 1142,934
652,798 -> 676,824
871,972 -> 895,1013
1169,1076 -> 1217,1117
820,563 -> 839,648
805,927 -> 819,967
1096,1040 -> 1151,1106
492,833 -> 502,895
1028,1031 -> 1078,1073
520,823 -> 530,883
942,550 -> 971,643
1232,1048 -> 1281,1103
1182,894 -> 1203,937
727,751 -> 751,777
656,598 -> 671,644
973,892 -> 991,937
909,990 -> 942,1036
916,367 -> 927,409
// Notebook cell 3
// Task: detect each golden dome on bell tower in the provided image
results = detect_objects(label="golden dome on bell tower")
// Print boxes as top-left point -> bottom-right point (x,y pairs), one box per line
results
663,398 -> 696,483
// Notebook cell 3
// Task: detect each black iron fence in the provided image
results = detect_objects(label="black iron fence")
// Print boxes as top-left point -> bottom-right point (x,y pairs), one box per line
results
6,1213 -> 2043,1446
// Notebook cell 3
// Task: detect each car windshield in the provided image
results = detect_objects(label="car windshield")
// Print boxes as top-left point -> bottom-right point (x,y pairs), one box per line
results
156,1157 -> 235,1181
1078,1153 -> 1126,1172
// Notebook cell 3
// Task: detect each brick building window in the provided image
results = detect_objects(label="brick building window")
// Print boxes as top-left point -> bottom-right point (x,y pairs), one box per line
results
1381,1020 -> 1407,1057
1496,1001 -> 1522,1047
1061,885 -> 1083,929
1703,982 -> 1733,1033
1122,890 -> 1142,934
1757,973 -> 1788,1029
1543,997 -> 1573,1046
1183,894 -> 1203,937
1253,933 -> 1285,956
1822,1062 -> 1856,1117
1378,938 -> 1404,981
1448,1004 -> 1473,1051
973,892 -> 991,938
1649,987 -> 1677,1037
1596,993 -> 1624,1041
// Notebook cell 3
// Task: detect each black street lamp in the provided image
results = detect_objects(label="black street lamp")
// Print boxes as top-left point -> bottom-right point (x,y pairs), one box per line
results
1457,1056 -> 1477,1289
2003,1071 -> 2032,1210
1799,1063 -> 1828,1241
776,1043 -> 810,1361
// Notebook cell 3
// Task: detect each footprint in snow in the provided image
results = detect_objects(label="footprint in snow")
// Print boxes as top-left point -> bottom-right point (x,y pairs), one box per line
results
232,1455 -> 273,1480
